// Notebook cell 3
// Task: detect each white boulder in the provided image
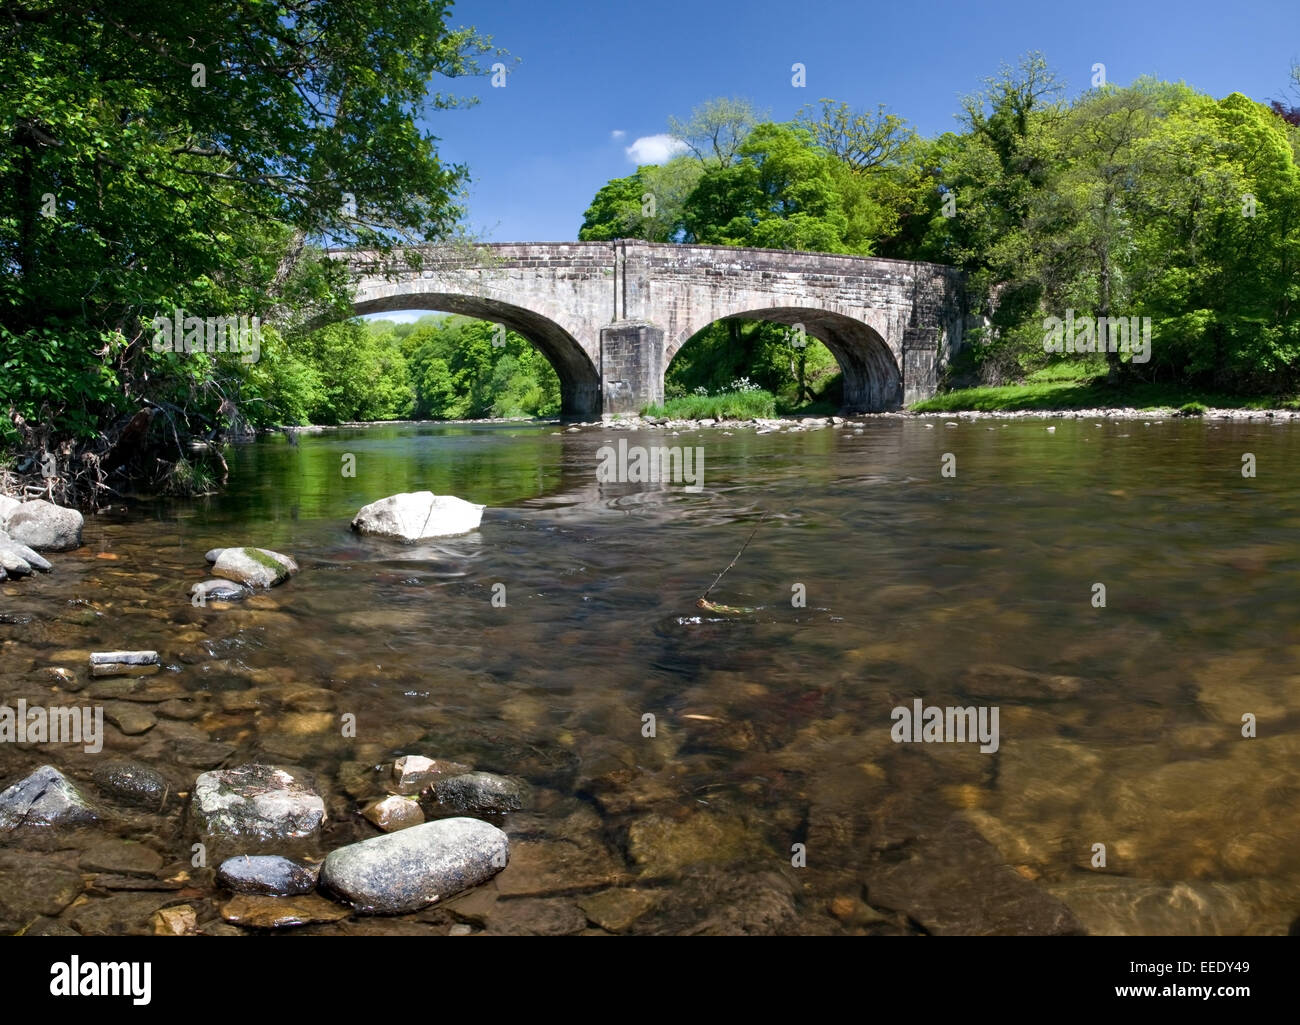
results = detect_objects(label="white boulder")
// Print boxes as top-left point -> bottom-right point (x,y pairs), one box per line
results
351,491 -> 484,541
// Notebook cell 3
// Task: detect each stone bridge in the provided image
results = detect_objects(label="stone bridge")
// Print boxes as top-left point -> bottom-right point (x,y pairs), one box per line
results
335,241 -> 965,417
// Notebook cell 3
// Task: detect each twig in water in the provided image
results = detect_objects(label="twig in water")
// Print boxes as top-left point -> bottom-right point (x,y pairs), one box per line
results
696,510 -> 768,614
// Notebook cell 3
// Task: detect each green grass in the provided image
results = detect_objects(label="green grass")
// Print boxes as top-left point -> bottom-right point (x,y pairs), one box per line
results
643,390 -> 778,420
778,397 -> 840,416
911,376 -> 1300,413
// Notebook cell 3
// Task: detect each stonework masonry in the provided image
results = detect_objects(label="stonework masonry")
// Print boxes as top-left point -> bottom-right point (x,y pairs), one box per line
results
338,241 -> 965,417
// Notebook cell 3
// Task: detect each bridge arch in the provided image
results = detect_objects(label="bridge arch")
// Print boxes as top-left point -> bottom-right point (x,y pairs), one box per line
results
349,292 -> 601,418
665,306 -> 903,412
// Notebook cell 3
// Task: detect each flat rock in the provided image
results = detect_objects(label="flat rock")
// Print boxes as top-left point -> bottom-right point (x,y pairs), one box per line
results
576,888 -> 659,933
426,771 -> 529,814
191,763 -> 325,848
220,893 -> 349,929
1046,876 -> 1298,936
351,491 -> 485,541
483,897 -> 587,936
64,892 -> 171,936
89,650 -> 160,679
496,839 -> 628,897
4,499 -> 83,551
79,839 -> 164,877
864,810 -> 1082,936
103,702 -> 157,735
627,811 -> 765,879
0,851 -> 85,932
217,855 -> 319,896
211,547 -> 298,588
320,817 -> 508,914
164,738 -> 235,767
156,700 -> 204,721
0,765 -> 97,830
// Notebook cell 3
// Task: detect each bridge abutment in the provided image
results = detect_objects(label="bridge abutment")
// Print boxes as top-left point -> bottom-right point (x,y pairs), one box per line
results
600,320 -> 664,416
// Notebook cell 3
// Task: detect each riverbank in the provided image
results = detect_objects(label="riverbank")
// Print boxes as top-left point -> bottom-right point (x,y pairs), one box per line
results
909,377 -> 1300,416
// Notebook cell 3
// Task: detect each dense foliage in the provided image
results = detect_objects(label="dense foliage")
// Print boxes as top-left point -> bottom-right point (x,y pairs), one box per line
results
582,60 -> 1300,399
1,0 -> 499,497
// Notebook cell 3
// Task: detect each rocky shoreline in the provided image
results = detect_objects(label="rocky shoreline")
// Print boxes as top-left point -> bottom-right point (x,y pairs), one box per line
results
273,405 -> 1300,440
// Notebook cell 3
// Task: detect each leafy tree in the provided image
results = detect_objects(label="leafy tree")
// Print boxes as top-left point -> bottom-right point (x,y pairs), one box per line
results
668,97 -> 764,167
0,0 -> 500,488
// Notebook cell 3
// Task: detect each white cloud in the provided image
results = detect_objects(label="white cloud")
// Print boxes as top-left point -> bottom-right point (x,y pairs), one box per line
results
610,129 -> 626,140
625,133 -> 688,165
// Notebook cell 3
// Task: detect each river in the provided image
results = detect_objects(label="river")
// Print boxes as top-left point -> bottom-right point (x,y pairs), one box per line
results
3,416 -> 1299,934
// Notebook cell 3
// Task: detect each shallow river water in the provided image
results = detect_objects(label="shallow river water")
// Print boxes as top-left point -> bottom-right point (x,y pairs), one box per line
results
3,416 -> 1300,935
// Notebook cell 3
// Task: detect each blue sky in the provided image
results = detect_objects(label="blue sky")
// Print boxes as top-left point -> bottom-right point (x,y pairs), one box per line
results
427,0 -> 1298,243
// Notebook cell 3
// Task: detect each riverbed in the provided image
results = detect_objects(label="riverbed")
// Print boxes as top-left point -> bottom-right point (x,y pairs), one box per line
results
3,416 -> 1299,934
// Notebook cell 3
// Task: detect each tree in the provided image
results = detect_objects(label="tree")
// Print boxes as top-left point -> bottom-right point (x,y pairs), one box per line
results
797,99 -> 914,172
1131,92 -> 1300,388
682,122 -> 856,253
667,97 -> 763,167
578,158 -> 703,242
0,0 -> 501,489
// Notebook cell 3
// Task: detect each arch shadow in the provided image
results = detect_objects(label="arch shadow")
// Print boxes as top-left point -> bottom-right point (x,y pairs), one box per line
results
667,307 -> 902,412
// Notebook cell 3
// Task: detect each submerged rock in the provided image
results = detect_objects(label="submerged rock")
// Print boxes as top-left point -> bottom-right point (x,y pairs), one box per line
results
320,817 -> 508,914
92,762 -> 170,809
2,539 -> 51,571
0,851 -> 85,933
576,888 -> 658,933
959,663 -> 1084,701
390,755 -> 472,795
217,854 -> 318,896
103,702 -> 157,735
3,499 -> 83,551
627,811 -> 765,879
351,491 -> 484,541
483,897 -> 588,936
153,905 -> 198,936
191,763 -> 325,848
426,771 -> 529,814
220,893 -> 349,929
0,765 -> 97,830
0,540 -> 50,576
363,795 -> 424,833
79,839 -> 164,877
190,579 -> 248,603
